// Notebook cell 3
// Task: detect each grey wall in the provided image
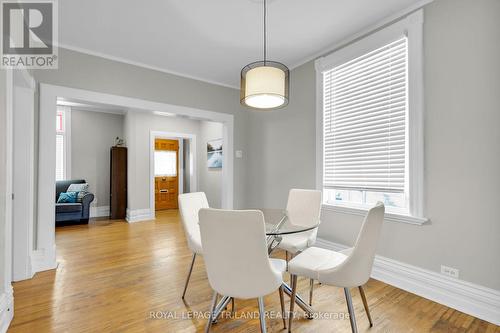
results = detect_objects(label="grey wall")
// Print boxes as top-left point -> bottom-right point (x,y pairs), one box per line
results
71,110 -> 124,207
245,61 -> 317,209
198,121 -> 223,208
244,0 -> 500,290
32,48 -> 249,209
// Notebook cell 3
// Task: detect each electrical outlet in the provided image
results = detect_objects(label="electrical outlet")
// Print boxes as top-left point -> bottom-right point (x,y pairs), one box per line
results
441,265 -> 459,278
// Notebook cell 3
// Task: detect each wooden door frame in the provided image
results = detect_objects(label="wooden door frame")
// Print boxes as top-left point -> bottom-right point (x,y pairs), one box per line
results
150,133 -> 193,213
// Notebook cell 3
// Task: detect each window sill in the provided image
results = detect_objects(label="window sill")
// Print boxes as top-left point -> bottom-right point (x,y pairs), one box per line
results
321,203 -> 429,226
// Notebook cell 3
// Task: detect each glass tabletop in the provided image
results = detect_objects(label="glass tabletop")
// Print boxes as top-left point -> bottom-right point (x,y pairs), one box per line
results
258,208 -> 319,236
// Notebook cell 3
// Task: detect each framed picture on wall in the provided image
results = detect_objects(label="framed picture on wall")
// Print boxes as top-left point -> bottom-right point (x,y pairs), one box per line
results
207,139 -> 223,168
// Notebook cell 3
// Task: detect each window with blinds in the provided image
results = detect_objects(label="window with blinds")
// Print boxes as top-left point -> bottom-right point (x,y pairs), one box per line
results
323,37 -> 407,194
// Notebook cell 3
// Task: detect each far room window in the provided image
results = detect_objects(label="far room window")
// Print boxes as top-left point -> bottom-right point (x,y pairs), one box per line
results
317,10 -> 424,218
55,106 -> 71,181
155,151 -> 177,177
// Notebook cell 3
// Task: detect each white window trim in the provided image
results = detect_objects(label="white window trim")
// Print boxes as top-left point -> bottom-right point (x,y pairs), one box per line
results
315,9 -> 427,225
56,105 -> 71,180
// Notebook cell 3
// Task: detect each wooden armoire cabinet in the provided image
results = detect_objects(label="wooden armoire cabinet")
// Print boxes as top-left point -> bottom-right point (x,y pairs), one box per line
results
110,146 -> 127,219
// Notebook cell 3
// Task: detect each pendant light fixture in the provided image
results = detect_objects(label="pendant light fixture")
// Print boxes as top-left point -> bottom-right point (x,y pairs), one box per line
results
240,0 -> 289,110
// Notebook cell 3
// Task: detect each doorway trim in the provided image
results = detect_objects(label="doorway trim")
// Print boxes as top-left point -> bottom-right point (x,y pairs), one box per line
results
37,83 -> 234,272
149,131 -> 197,215
1,69 -> 14,331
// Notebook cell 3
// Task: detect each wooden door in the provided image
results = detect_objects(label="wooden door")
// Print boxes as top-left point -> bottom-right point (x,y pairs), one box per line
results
110,147 -> 127,219
155,139 -> 179,210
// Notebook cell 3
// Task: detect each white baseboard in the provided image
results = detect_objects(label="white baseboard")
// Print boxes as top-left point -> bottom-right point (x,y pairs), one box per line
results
31,245 -> 58,274
315,238 -> 500,326
126,208 -> 155,223
0,286 -> 14,333
90,205 -> 110,218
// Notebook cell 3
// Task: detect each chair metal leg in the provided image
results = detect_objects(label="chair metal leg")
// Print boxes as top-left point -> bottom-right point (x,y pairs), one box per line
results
258,297 -> 267,333
309,278 -> 314,306
182,253 -> 197,299
205,291 -> 218,333
358,286 -> 373,327
288,275 -> 298,333
285,251 -> 289,272
279,285 -> 287,329
344,288 -> 358,333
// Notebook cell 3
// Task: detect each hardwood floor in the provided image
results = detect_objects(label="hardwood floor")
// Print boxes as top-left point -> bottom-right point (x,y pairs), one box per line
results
9,210 -> 499,332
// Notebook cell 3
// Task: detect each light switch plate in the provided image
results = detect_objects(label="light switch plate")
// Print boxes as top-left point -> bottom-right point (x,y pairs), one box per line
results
235,150 -> 243,158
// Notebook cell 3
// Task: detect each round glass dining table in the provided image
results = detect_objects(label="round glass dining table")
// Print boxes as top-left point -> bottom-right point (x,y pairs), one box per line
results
210,208 -> 318,323
262,208 -> 319,235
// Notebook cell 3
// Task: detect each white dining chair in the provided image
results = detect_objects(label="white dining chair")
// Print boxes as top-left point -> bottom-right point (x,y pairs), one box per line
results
178,192 -> 209,299
287,202 -> 385,333
199,208 -> 287,333
277,189 -> 322,305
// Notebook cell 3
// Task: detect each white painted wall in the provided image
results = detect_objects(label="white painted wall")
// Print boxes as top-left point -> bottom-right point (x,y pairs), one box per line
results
245,0 -> 500,291
198,121 -> 223,208
71,109 -> 124,207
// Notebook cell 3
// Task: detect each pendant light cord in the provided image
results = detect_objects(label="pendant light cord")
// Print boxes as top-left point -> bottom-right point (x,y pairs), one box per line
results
263,0 -> 267,65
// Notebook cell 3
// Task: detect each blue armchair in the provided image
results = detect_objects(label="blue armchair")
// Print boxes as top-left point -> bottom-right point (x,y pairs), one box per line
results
55,179 -> 95,223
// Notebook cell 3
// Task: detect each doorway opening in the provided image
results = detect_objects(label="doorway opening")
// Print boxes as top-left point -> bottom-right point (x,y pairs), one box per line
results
33,84 -> 234,273
154,138 -> 180,210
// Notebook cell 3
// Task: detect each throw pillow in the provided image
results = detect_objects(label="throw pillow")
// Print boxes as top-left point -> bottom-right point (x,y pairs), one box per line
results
57,191 -> 79,203
67,183 -> 89,202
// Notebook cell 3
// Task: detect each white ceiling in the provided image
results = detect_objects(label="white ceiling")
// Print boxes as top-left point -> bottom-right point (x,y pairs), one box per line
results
59,0 -> 426,88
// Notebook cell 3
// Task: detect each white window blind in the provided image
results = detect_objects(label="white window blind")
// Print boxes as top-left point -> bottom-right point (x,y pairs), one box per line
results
323,37 -> 407,193
55,134 -> 65,181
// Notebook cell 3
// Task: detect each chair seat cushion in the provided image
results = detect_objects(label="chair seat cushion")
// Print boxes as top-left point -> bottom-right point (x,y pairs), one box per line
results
288,246 -> 347,280
56,203 -> 83,213
277,233 -> 310,254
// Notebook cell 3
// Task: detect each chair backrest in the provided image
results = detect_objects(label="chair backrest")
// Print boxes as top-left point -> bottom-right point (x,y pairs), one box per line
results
286,189 -> 322,227
178,192 -> 209,252
199,208 -> 283,299
318,202 -> 385,287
